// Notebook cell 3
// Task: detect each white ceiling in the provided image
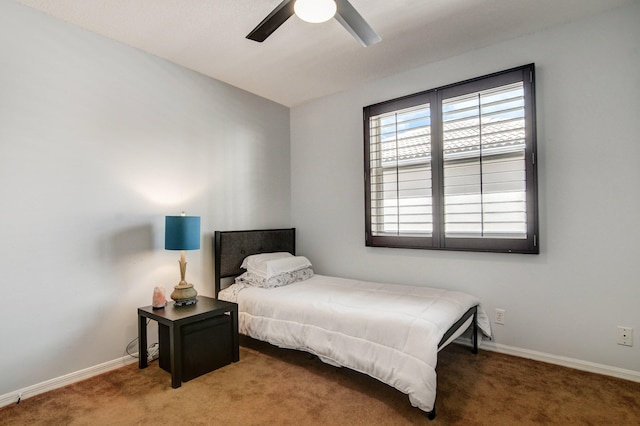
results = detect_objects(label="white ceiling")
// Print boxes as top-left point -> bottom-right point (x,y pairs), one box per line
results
15,0 -> 632,107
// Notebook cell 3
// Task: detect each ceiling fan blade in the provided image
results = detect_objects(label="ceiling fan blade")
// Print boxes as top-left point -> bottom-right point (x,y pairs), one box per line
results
335,0 -> 381,47
246,0 -> 295,42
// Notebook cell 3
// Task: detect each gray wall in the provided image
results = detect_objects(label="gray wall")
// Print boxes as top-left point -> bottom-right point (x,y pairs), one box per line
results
0,1 -> 290,395
291,2 -> 640,374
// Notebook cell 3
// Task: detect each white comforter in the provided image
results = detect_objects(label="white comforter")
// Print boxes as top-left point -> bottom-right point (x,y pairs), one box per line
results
219,274 -> 491,412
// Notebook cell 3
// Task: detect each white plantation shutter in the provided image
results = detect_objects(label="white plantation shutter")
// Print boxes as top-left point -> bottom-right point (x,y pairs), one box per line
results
442,82 -> 527,239
369,104 -> 433,236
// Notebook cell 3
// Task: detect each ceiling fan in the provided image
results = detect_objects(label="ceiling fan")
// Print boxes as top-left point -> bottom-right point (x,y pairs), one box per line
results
246,0 -> 381,47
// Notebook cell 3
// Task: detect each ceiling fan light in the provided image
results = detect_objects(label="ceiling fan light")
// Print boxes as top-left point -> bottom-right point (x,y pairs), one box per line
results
294,0 -> 337,24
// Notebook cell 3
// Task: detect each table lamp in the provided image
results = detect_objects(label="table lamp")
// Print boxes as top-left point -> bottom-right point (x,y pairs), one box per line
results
165,213 -> 200,306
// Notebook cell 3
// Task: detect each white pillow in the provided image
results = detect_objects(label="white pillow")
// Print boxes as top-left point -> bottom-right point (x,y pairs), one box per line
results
264,256 -> 312,279
240,252 -> 293,278
235,267 -> 314,288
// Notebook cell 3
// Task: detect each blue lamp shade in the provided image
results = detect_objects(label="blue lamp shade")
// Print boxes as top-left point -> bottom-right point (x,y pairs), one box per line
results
165,216 -> 201,251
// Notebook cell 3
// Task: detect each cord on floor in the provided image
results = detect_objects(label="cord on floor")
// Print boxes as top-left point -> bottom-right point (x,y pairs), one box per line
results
125,319 -> 158,361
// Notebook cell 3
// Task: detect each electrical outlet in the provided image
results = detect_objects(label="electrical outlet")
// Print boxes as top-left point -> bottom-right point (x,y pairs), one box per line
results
617,326 -> 633,347
495,308 -> 505,325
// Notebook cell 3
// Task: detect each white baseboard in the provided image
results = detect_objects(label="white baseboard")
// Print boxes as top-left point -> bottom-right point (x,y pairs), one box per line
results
2,341 -> 639,409
0,354 -> 138,408
456,337 -> 640,383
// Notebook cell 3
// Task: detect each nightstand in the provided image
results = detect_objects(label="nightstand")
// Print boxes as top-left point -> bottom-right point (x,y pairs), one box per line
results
138,296 -> 239,388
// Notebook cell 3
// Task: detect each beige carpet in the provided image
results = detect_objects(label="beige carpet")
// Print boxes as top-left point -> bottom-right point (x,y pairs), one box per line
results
1,338 -> 639,425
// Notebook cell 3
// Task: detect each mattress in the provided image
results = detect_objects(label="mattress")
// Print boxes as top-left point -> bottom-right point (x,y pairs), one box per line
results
219,274 -> 491,412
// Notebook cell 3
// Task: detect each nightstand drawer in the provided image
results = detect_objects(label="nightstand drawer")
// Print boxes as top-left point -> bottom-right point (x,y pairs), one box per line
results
158,314 -> 233,381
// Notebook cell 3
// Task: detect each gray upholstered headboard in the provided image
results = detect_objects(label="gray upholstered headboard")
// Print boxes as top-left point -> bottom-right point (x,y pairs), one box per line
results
213,228 -> 296,297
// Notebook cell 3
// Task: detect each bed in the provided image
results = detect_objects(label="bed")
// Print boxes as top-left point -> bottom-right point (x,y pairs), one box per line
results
214,228 -> 491,419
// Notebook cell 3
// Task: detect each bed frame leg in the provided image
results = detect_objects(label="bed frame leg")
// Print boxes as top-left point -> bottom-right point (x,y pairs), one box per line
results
427,406 -> 436,420
472,309 -> 478,354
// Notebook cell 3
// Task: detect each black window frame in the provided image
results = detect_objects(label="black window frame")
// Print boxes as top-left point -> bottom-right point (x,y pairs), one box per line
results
364,64 -> 539,254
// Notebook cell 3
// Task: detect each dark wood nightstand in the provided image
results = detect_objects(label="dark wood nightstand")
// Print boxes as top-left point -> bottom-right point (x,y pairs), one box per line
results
138,296 -> 239,388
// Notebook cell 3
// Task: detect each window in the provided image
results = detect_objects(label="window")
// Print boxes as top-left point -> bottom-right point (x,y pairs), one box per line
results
364,64 -> 538,254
